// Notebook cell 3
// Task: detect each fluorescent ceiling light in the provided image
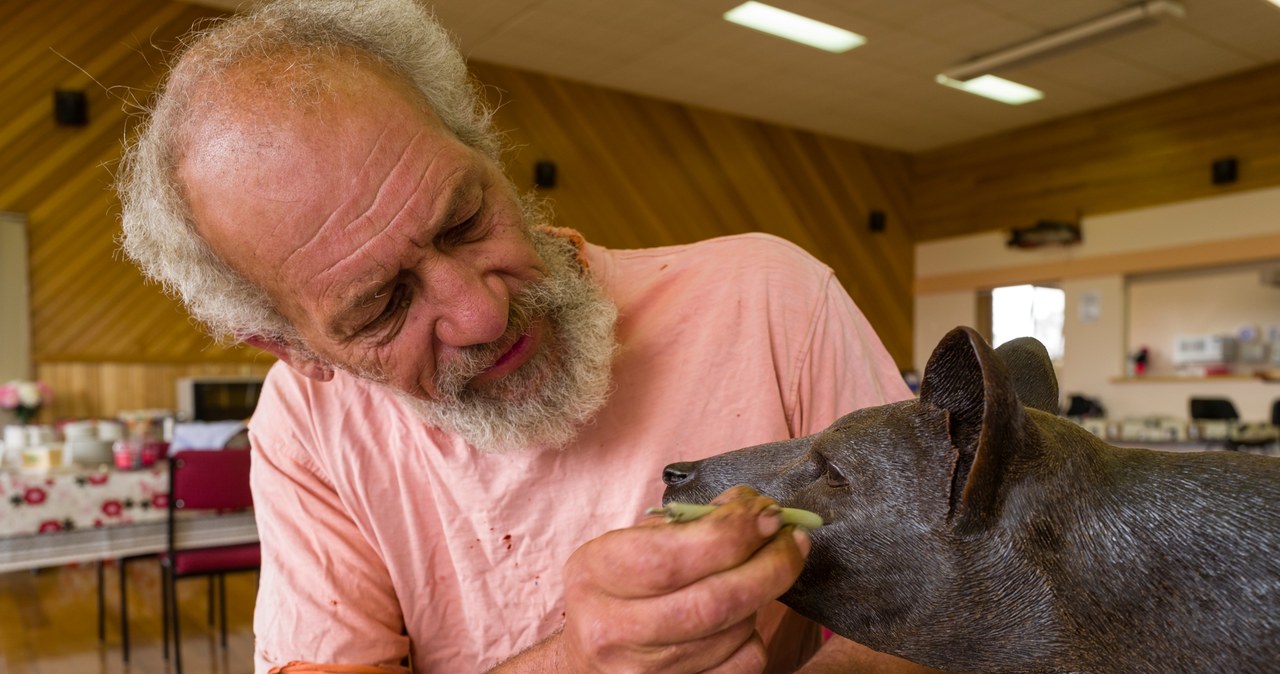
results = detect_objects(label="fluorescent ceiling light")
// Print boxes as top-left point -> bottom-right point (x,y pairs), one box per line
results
941,0 -> 1184,82
724,2 -> 866,54
936,74 -> 1044,105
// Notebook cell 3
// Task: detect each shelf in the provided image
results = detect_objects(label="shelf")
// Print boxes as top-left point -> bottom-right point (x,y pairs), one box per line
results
1110,372 -> 1280,384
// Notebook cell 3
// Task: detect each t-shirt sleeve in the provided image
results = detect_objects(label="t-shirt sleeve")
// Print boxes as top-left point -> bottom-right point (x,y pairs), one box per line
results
789,271 -> 913,438
250,372 -> 410,673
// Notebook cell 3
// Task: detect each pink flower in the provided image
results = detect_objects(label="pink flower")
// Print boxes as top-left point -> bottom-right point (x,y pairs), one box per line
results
38,520 -> 63,533
0,383 -> 17,410
152,494 -> 169,509
101,500 -> 123,517
0,380 -> 51,423
23,487 -> 47,505
86,472 -> 110,486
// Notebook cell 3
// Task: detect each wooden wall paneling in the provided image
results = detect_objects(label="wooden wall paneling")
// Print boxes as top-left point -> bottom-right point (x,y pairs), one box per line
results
686,110 -> 806,237
767,131 -> 915,352
912,63 -> 1280,241
815,143 -> 914,322
36,360 -> 275,422
28,149 -> 178,358
0,1 -> 115,85
0,0 -> 165,209
477,67 -> 654,248
2,0 -> 239,368
0,1 -> 271,421
490,66 -> 735,249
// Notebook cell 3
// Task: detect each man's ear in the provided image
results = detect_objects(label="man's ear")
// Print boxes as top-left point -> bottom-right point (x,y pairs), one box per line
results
243,335 -> 335,382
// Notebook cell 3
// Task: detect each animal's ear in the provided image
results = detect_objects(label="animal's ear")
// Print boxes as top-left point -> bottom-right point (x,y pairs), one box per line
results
919,327 -> 1029,531
994,337 -> 1060,415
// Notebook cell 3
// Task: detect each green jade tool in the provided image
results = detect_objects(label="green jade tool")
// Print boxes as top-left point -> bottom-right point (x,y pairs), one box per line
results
647,502 -> 824,530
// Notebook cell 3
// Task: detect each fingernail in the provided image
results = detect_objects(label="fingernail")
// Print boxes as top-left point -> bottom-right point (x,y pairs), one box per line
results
791,527 -> 812,557
758,504 -> 782,537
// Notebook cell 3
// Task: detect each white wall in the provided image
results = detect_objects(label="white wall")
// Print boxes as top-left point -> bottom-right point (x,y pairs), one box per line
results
1059,275 -> 1126,408
913,290 -> 975,374
915,187 -> 1280,422
0,213 -> 31,426
1128,264 -> 1280,374
917,187 -> 1280,277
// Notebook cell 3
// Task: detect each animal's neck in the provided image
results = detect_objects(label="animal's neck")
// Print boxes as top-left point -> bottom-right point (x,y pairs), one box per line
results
885,536 -> 1075,673
988,431 -> 1280,673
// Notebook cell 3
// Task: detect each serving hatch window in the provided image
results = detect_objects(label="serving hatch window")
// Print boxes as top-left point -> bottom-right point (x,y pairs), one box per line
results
985,284 -> 1065,362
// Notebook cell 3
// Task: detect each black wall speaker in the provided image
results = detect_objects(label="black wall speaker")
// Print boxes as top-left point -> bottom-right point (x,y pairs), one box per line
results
1211,156 -> 1238,185
54,89 -> 88,126
534,160 -> 557,188
868,210 -> 886,233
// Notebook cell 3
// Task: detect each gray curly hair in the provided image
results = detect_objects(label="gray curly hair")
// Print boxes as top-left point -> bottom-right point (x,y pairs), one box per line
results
117,0 -> 500,344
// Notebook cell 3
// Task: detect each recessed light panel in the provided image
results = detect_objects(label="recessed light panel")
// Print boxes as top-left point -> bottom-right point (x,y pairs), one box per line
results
724,2 -> 866,54
936,74 -> 1044,105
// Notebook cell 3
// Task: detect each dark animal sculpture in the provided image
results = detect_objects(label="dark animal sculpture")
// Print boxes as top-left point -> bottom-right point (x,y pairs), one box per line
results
662,326 -> 1280,673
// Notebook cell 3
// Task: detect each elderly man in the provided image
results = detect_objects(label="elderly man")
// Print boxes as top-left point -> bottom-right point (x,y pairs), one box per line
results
118,1 -> 930,672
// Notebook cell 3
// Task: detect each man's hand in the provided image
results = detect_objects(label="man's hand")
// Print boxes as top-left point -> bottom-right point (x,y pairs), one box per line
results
558,485 -> 812,673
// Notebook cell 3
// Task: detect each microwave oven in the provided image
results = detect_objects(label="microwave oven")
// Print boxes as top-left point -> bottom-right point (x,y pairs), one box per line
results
176,376 -> 265,421
1171,334 -> 1237,366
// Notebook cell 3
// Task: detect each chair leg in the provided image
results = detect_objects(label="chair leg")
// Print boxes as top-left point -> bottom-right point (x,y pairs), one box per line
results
219,573 -> 229,648
207,575 -> 215,626
170,571 -> 184,674
119,560 -> 130,663
96,560 -> 105,642
162,563 -> 171,661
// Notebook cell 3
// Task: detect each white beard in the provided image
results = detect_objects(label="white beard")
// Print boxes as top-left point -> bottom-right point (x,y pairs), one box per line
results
393,225 -> 618,453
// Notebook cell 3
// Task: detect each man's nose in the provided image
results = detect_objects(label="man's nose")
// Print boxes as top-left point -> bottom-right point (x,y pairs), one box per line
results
428,259 -> 510,347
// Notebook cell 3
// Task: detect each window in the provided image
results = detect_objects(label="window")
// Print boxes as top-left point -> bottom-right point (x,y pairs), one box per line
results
989,284 -> 1065,362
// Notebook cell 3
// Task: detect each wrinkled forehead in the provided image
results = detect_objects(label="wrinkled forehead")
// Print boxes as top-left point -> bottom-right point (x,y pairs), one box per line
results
178,61 -> 407,235
174,53 -> 459,312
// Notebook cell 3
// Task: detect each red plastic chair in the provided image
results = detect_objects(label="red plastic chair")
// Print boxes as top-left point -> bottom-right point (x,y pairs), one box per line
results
162,449 -> 260,673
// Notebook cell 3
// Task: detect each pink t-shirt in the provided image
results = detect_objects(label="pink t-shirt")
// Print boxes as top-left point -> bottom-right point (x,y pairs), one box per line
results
249,233 -> 910,673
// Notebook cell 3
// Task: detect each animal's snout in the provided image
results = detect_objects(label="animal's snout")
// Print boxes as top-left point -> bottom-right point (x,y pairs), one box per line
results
662,461 -> 698,487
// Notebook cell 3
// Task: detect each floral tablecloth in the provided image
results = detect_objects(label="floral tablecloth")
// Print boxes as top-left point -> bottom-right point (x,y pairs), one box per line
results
0,463 -> 168,537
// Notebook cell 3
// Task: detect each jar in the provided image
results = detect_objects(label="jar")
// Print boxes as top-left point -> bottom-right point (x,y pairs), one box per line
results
112,439 -> 143,471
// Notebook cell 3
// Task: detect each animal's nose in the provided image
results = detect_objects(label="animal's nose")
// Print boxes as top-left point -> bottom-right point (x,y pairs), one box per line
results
662,461 -> 697,487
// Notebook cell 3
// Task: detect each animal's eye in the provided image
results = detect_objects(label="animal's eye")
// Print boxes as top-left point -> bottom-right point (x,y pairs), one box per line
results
813,449 -> 850,489
824,464 -> 849,489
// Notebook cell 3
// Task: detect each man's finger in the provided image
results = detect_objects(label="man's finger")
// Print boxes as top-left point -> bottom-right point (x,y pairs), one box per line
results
641,527 -> 809,642
697,629 -> 768,674
574,527 -> 809,646
575,493 -> 789,597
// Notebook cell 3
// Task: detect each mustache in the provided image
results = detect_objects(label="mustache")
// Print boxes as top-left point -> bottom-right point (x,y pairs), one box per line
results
433,284 -> 542,394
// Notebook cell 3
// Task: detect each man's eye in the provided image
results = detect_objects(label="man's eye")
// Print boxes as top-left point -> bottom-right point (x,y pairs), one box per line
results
439,213 -> 484,247
371,285 -> 409,327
